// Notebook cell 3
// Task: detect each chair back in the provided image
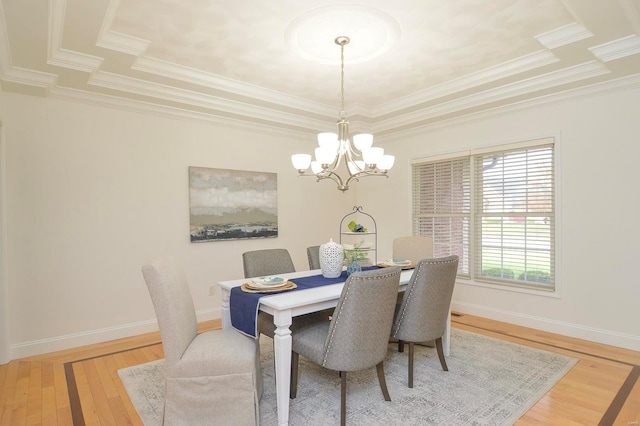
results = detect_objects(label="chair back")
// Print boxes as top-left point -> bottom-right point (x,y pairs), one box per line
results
142,256 -> 197,365
392,255 -> 459,343
321,267 -> 401,371
307,245 -> 321,270
242,248 -> 295,278
392,236 -> 433,263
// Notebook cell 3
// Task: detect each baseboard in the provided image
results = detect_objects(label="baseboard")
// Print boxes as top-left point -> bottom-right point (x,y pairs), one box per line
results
9,308 -> 221,360
451,301 -> 640,352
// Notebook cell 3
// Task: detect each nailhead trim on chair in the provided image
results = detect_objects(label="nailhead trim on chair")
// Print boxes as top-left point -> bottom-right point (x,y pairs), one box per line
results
322,269 -> 400,367
392,257 -> 459,337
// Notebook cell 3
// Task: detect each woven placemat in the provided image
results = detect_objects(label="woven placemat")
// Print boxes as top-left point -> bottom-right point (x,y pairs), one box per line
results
240,281 -> 297,293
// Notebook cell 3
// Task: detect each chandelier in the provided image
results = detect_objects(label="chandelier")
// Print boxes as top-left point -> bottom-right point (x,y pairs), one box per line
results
291,36 -> 395,192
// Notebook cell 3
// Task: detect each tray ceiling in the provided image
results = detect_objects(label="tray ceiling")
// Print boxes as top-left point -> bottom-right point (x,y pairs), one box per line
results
1,0 -> 639,136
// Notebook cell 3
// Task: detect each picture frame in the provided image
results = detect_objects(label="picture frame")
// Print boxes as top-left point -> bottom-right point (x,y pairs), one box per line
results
189,166 -> 278,242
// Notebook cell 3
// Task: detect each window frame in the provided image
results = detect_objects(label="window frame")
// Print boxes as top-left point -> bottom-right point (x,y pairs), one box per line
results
411,137 -> 559,294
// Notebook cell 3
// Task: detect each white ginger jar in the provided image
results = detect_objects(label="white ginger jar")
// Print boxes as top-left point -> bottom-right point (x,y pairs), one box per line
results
319,238 -> 344,278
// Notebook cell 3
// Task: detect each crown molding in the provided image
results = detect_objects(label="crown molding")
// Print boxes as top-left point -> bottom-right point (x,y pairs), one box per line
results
97,0 -> 332,116
88,71 -> 334,129
379,73 -> 640,142
1,66 -> 57,88
52,77 -> 329,133
535,22 -> 593,49
48,0 -> 103,72
49,86 -> 316,139
132,56 -> 335,116
97,30 -> 150,56
589,35 -> 640,62
372,60 -> 610,133
47,48 -> 103,73
374,50 -> 559,115
96,0 -> 150,55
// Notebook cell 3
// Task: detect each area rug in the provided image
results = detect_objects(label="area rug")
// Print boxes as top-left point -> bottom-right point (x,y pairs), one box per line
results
118,329 -> 576,425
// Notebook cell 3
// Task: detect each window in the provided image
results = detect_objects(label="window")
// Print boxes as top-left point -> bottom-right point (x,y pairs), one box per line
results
412,138 -> 555,290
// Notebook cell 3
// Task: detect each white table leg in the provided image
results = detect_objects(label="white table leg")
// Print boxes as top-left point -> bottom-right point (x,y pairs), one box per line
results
220,287 -> 231,329
443,306 -> 451,356
272,310 -> 293,426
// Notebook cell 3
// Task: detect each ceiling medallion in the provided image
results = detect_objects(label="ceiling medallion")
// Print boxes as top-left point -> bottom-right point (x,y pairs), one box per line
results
285,5 -> 401,65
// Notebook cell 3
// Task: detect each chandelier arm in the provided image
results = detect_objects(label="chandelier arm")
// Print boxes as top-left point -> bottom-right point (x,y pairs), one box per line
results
344,148 -> 357,177
317,169 -> 345,187
331,149 -> 343,170
345,171 -> 389,188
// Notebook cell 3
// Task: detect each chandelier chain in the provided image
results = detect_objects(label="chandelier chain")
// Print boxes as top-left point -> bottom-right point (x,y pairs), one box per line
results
340,41 -> 345,115
335,36 -> 349,118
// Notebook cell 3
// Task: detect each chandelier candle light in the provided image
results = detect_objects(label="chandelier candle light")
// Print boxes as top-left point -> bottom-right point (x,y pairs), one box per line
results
291,36 -> 395,192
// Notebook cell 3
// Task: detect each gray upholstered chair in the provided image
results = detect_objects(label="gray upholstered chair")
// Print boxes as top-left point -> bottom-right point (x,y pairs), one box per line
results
391,235 -> 435,322
242,248 -> 329,339
243,248 -> 296,278
290,267 -> 402,426
306,245 -> 321,270
142,256 -> 259,425
392,235 -> 433,262
391,255 -> 459,388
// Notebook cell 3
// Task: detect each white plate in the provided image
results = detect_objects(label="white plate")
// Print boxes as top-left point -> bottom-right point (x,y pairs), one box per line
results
343,243 -> 372,250
250,276 -> 286,287
386,259 -> 412,266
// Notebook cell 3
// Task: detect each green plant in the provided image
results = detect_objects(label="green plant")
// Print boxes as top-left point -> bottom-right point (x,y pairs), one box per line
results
347,220 -> 367,232
344,240 -> 367,264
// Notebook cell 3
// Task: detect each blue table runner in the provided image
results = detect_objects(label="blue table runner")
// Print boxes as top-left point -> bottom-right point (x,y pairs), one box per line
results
230,268 -> 377,338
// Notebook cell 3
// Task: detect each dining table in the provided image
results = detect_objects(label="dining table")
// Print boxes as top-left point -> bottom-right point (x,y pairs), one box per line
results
218,267 -> 452,426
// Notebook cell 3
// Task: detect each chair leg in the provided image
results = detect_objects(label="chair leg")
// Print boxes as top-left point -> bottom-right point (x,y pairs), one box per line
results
290,352 -> 299,399
398,340 -> 404,353
435,337 -> 448,371
408,342 -> 414,388
375,362 -> 391,401
340,371 -> 347,426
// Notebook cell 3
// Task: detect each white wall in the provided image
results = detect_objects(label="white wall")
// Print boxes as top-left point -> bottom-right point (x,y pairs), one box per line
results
360,86 -> 640,351
1,93 -> 350,359
3,84 -> 639,360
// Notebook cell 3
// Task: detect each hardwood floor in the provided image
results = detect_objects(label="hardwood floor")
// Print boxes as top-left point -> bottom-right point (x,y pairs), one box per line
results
1,314 -> 638,425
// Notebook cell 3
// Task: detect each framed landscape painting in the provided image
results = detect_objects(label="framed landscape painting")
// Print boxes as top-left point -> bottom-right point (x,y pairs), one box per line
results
189,167 -> 278,242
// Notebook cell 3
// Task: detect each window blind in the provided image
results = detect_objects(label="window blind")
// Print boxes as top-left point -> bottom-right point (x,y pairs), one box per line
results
473,144 -> 555,288
412,156 -> 470,276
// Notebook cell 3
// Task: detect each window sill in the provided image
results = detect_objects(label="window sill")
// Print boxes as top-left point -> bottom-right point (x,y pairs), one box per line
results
456,277 -> 560,298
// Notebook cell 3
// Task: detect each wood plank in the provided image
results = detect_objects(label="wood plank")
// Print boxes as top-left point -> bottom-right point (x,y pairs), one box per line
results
93,357 -> 119,400
39,362 -> 57,425
82,360 -> 117,425
52,362 -> 70,424
73,362 -> 99,425
40,385 -> 57,426
25,361 -> 42,425
108,395 -> 137,426
11,361 -> 31,425
107,354 -> 141,423
0,361 -> 20,425
0,362 -> 8,392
